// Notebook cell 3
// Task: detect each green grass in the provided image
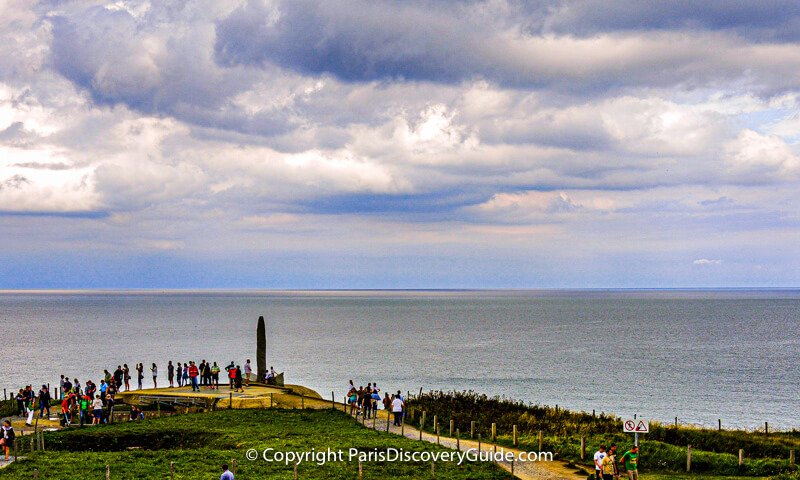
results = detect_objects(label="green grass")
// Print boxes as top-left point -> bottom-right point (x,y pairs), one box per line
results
3,408 -> 514,479
406,391 -> 799,477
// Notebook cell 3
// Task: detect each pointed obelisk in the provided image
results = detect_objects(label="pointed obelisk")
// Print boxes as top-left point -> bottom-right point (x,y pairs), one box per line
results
256,316 -> 266,383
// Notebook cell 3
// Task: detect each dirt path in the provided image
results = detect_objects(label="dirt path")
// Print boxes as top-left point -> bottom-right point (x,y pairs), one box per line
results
347,407 -> 585,480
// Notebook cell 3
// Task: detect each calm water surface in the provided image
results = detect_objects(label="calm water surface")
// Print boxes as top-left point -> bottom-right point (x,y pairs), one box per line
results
0,290 -> 797,430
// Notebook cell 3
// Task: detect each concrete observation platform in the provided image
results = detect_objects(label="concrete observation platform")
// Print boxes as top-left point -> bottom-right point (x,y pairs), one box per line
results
116,383 -> 334,411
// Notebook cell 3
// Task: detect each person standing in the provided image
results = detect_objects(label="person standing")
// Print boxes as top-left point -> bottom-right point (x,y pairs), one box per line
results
92,395 -> 104,425
225,362 -> 235,389
188,361 -> 200,392
203,362 -> 212,389
211,362 -> 220,389
391,394 -> 404,426
199,360 -> 207,386
114,366 -> 123,388
168,361 -> 175,388
1,420 -> 15,461
621,446 -> 639,480
59,374 -> 66,399
183,361 -> 190,387
137,364 -> 144,389
151,363 -> 158,388
594,444 -> 607,480
176,362 -> 183,387
123,364 -> 131,391
38,385 -> 51,418
234,366 -> 244,392
244,359 -> 252,387
220,464 -> 234,480
15,389 -> 26,416
601,447 -> 618,480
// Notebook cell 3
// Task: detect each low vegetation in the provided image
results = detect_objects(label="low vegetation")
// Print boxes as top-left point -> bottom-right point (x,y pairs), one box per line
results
406,391 -> 799,477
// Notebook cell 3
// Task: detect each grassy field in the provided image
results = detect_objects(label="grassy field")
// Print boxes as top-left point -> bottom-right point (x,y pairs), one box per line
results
2,408 -> 514,479
406,391 -> 799,478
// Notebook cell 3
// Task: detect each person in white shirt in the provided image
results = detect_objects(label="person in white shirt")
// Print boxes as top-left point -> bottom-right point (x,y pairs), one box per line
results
594,444 -> 607,480
391,395 -> 404,426
92,396 -> 104,425
244,360 -> 252,387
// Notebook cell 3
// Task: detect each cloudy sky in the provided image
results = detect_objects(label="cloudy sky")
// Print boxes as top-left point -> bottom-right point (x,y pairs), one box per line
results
2,0 -> 799,288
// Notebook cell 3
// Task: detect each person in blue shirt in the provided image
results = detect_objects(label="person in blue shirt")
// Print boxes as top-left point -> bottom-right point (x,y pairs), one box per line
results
220,464 -> 234,480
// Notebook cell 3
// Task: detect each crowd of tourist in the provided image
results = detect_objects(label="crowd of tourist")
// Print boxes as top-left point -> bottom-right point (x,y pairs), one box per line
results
345,380 -> 406,426
6,358 -> 277,429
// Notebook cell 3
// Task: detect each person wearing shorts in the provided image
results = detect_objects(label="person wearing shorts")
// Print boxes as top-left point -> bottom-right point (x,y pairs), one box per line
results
621,446 -> 639,480
92,396 -> 103,425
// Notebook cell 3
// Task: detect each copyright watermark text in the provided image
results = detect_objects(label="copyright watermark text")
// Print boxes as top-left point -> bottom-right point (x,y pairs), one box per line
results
245,447 -> 553,466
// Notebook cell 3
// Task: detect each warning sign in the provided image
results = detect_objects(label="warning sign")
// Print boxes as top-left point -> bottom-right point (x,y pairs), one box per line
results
623,419 -> 649,433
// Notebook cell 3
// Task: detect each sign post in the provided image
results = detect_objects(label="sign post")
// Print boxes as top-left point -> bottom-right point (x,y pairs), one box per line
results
623,415 -> 648,447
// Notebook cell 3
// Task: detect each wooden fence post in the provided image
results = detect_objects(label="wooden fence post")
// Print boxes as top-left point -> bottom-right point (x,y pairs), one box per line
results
739,449 -> 744,466
478,433 -> 481,452
401,414 -> 405,436
332,392 -> 335,408
718,419 -> 721,431
359,459 -> 363,480
106,465 -> 110,480
471,420 -> 475,438
294,460 -> 298,480
450,419 -> 454,436
232,459 -> 236,476
675,417 -> 678,427
421,411 -> 426,439
492,423 -> 497,442
436,423 -> 440,444
513,425 -> 518,446
34,469 -> 38,479
765,422 -> 769,435
431,459 -> 435,479
581,436 -> 586,459
170,461 -> 174,480
456,429 -> 460,451
687,445 -> 692,472
229,392 -> 232,409
386,412 -> 390,431
790,450 -> 795,467
538,430 -> 543,451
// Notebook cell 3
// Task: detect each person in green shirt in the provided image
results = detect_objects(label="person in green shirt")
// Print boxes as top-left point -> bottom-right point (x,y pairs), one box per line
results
621,446 -> 639,480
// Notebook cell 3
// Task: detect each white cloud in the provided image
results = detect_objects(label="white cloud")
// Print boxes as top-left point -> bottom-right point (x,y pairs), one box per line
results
693,259 -> 723,265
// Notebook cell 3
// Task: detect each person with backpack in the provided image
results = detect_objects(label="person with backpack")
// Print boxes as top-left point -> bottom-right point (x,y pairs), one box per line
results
225,362 -> 236,389
1,420 -> 15,461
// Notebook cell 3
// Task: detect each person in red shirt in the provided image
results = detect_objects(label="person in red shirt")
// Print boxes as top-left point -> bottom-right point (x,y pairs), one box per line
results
188,361 -> 200,392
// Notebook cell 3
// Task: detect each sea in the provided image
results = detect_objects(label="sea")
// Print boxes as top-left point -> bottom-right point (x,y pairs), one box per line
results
1,289 -> 797,431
